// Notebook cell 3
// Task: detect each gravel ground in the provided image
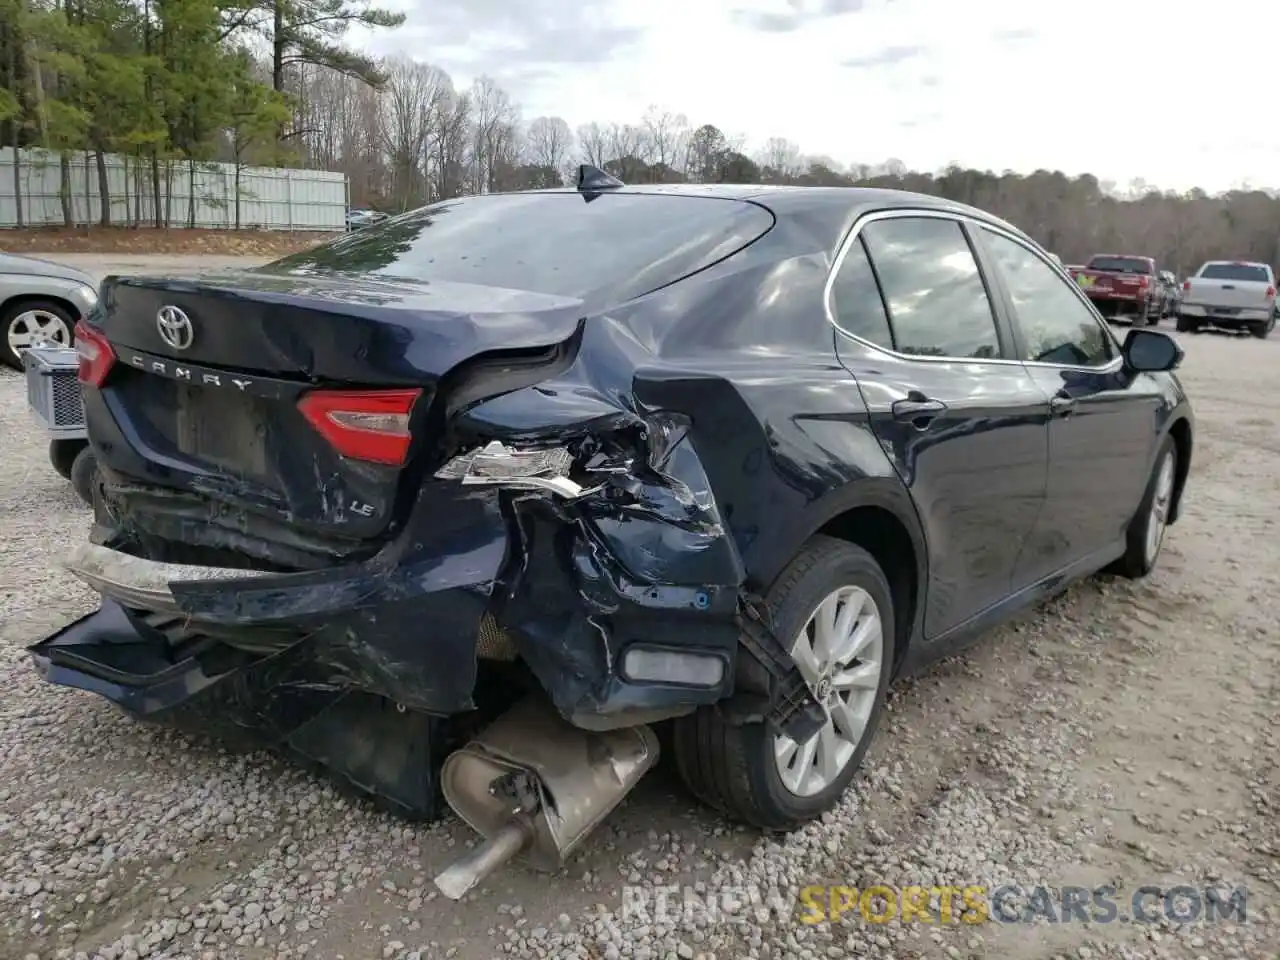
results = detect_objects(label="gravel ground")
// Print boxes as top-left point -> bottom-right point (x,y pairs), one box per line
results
1,257 -> 1276,960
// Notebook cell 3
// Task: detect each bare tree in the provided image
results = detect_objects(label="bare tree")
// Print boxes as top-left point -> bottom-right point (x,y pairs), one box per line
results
380,56 -> 447,210
292,62 -> 388,207
576,121 -> 608,168
642,106 -> 688,174
426,83 -> 470,201
469,75 -> 519,193
606,122 -> 647,162
758,136 -> 801,182
525,115 -> 573,178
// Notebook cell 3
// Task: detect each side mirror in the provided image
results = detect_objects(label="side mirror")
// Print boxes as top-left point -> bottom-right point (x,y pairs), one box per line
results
1123,329 -> 1183,372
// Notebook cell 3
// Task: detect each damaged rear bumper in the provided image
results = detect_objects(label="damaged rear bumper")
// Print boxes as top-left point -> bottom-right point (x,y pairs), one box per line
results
36,485 -> 511,716
32,450 -> 748,735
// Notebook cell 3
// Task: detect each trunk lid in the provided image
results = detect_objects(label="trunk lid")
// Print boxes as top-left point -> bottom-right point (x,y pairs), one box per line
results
89,271 -> 585,565
102,270 -> 586,380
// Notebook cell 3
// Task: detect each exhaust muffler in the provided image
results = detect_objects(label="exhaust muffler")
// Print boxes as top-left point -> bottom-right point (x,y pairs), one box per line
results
433,697 -> 659,899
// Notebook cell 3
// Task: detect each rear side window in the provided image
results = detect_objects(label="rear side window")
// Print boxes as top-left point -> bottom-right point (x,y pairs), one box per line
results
1198,262 -> 1271,282
266,192 -> 774,309
1087,256 -> 1152,275
860,217 -> 1002,359
829,236 -> 894,349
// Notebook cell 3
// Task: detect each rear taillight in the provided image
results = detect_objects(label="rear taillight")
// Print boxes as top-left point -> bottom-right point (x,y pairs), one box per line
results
297,388 -> 422,465
1267,286 -> 1277,299
1182,280 -> 1191,292
75,321 -> 116,387
1135,275 -> 1149,286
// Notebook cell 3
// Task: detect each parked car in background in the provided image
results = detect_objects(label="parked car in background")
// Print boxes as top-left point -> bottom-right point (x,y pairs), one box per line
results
30,178 -> 1194,896
1157,270 -> 1180,317
346,208 -> 389,231
0,252 -> 98,369
1177,260 -> 1277,338
1072,254 -> 1163,325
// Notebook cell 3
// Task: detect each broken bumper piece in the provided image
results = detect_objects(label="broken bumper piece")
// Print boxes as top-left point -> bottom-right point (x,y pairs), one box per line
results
30,599 -> 450,819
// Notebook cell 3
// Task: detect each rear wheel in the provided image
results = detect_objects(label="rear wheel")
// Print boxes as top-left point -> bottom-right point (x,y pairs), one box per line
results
1175,315 -> 1200,333
49,438 -> 88,480
1250,316 -> 1274,339
672,536 -> 894,829
1109,436 -> 1177,579
69,445 -> 100,507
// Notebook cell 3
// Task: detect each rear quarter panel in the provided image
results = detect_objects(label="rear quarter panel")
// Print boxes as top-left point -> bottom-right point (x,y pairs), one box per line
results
604,222 -> 924,595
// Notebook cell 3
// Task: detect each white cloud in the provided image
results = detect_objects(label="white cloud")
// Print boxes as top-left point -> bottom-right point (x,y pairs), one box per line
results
355,0 -> 1280,193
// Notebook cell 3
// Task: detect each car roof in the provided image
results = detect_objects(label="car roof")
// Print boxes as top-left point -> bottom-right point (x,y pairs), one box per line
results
516,183 -> 1037,248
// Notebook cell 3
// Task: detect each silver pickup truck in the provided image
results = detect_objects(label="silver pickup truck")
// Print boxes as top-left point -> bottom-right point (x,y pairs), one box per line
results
1176,260 -> 1276,338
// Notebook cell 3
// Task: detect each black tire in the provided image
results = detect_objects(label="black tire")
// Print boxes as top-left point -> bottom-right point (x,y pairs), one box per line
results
1,299 -> 77,370
1109,436 -> 1177,579
1175,315 -> 1200,333
1250,316 -> 1274,339
49,438 -> 88,480
672,536 -> 895,830
69,445 -> 99,507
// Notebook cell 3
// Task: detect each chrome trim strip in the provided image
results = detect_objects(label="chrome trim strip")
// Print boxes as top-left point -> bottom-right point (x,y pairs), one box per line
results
822,206 -> 1124,374
64,541 -> 282,613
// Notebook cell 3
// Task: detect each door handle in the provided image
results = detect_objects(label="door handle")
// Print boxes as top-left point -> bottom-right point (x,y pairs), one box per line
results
892,396 -> 947,426
1049,392 -> 1076,416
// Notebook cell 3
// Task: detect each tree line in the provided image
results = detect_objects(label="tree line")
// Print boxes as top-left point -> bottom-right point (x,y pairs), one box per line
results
3,0 -> 1278,276
0,0 -> 402,227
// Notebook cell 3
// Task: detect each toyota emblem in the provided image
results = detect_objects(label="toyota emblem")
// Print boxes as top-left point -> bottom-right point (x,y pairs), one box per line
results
156,305 -> 194,351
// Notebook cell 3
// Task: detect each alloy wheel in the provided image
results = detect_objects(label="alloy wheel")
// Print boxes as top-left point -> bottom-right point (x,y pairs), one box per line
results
7,308 -> 72,356
774,585 -> 884,797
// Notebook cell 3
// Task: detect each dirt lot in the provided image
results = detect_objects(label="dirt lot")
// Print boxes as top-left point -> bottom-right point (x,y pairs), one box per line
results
0,258 -> 1275,960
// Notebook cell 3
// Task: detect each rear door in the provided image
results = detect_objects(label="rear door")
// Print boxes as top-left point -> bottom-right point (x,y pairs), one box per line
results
973,226 -> 1162,578
830,212 -> 1050,639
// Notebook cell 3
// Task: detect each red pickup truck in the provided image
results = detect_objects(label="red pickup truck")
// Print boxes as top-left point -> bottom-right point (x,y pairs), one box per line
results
1067,254 -> 1162,325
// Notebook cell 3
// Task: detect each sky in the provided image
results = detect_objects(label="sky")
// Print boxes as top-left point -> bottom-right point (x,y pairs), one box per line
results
350,0 -> 1280,194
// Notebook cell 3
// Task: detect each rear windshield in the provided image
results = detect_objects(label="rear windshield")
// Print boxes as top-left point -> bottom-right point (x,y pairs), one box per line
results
268,192 -> 774,307
1198,262 -> 1271,283
1087,256 -> 1153,275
